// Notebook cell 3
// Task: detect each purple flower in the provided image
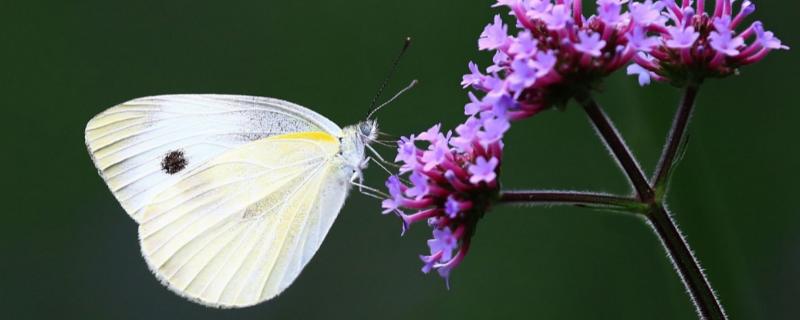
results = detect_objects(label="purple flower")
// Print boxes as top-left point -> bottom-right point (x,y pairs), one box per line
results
462,0 -> 665,121
507,58 -> 538,92
433,259 -> 455,287
532,50 -> 557,77
383,113 -> 503,285
479,15 -> 509,50
477,116 -> 510,144
732,1 -> 756,28
740,1 -> 756,14
630,26 -> 660,52
754,22 -> 789,50
709,30 -> 744,56
419,251 -> 443,274
450,116 -> 482,151
395,135 -> 418,173
628,0 -> 788,84
468,156 -> 499,184
597,0 -> 625,25
627,64 -> 652,86
487,50 -> 510,73
543,4 -> 571,30
444,196 -> 464,218
509,31 -> 538,58
713,15 -> 733,31
381,176 -> 405,214
665,26 -> 699,49
421,139 -> 450,171
461,61 -> 486,88
464,91 -> 486,115
574,31 -> 607,57
629,0 -> 666,26
482,76 -> 510,103
489,94 -> 516,119
395,135 -> 416,162
428,227 -> 458,261
492,0 -> 518,9
418,124 -> 442,142
525,0 -> 551,17
405,171 -> 430,199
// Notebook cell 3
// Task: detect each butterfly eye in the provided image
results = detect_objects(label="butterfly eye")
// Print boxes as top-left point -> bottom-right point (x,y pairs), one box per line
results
359,122 -> 373,136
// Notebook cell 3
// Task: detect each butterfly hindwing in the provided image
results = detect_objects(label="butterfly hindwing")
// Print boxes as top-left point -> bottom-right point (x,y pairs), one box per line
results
138,131 -> 351,307
85,94 -> 342,222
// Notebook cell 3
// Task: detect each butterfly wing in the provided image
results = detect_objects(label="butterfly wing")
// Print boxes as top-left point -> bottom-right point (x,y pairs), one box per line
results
85,94 -> 342,222
138,131 -> 352,307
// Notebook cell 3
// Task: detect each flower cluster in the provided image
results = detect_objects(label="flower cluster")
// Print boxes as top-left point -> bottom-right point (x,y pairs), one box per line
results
463,0 -> 787,117
382,116 -> 508,286
382,0 -> 787,288
463,0 -> 667,119
628,0 -> 788,86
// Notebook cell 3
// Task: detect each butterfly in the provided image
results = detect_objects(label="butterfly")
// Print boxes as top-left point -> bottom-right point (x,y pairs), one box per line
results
84,94 -> 391,307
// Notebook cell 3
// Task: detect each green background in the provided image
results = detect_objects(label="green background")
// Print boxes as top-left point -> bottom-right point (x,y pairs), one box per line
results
2,1 -> 797,319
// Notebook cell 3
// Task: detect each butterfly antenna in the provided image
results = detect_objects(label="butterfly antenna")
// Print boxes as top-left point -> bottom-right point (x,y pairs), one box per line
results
367,37 -> 412,119
367,79 -> 418,120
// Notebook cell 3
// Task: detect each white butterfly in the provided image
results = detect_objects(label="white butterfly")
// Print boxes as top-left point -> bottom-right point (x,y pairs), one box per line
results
85,94 -> 382,308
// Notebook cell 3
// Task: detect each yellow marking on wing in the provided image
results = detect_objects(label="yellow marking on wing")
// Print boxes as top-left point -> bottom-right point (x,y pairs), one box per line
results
266,131 -> 338,144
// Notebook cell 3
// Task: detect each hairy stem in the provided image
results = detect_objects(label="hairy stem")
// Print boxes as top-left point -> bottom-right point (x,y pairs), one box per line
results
498,190 -> 642,211
647,204 -> 727,320
578,96 -> 655,202
575,92 -> 725,319
652,85 -> 699,197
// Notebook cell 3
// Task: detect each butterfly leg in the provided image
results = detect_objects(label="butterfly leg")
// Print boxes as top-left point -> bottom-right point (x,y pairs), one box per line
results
349,174 -> 389,199
359,156 -> 371,170
365,144 -> 386,163
350,166 -> 365,192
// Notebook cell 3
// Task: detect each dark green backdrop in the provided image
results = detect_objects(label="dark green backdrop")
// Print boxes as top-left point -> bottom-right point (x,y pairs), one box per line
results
2,1 -> 797,319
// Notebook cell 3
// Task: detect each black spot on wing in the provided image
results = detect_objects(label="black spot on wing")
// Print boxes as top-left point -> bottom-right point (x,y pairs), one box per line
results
161,150 -> 187,175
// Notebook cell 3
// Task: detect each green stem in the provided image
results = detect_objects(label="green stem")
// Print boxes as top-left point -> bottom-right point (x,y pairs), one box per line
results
646,204 -> 727,320
578,96 -> 655,202
576,93 -> 726,319
498,190 -> 642,212
652,85 -> 699,198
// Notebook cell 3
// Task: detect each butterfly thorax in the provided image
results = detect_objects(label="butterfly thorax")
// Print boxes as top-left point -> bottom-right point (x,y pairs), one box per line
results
339,120 -> 377,172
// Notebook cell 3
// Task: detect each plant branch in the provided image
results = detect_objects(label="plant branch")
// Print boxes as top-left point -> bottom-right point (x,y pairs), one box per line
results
575,91 -> 724,319
578,96 -> 655,202
647,204 -> 727,320
652,85 -> 700,197
498,190 -> 641,211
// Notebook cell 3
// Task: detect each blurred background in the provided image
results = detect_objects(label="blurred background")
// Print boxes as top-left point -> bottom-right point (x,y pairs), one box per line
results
1,1 -> 797,319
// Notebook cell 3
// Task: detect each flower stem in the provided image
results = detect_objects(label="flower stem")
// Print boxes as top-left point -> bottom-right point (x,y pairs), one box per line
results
652,85 -> 699,198
576,92 -> 726,319
646,204 -> 727,320
498,190 -> 642,211
577,96 -> 655,202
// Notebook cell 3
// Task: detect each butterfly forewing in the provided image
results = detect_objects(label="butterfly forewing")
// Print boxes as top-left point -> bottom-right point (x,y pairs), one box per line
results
85,94 -> 342,222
